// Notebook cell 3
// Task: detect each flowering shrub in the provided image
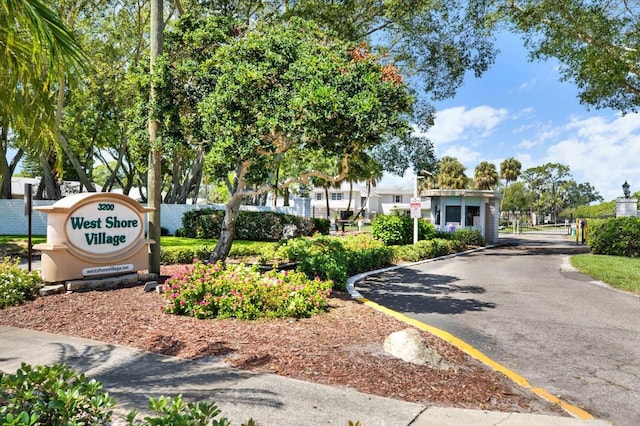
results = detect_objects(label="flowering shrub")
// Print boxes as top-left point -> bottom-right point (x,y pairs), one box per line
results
163,261 -> 332,319
0,257 -> 41,309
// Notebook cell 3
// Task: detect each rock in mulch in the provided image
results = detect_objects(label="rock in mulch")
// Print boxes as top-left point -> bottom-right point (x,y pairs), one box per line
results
384,327 -> 450,369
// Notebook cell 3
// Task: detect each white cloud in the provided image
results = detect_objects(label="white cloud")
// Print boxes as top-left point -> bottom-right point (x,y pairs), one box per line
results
512,107 -> 535,120
517,78 -> 537,91
545,113 -> 640,200
440,146 -> 482,166
516,121 -> 559,149
426,106 -> 509,146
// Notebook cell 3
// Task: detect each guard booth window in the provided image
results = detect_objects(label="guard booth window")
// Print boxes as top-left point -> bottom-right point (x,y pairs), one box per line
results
445,206 -> 461,223
466,206 -> 480,226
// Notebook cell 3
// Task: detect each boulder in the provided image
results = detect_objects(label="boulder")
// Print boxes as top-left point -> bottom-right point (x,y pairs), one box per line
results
384,327 -> 447,369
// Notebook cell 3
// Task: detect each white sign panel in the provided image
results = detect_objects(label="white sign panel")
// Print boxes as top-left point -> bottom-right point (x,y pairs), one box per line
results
66,200 -> 144,255
410,197 -> 421,219
83,264 -> 134,276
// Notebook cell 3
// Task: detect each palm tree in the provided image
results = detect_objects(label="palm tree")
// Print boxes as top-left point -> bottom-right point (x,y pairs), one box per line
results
436,156 -> 469,189
500,157 -> 522,208
473,161 -> 499,190
148,0 -> 164,274
0,0 -> 85,198
349,153 -> 383,221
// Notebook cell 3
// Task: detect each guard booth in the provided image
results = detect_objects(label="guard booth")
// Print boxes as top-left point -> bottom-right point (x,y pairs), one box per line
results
423,189 -> 501,244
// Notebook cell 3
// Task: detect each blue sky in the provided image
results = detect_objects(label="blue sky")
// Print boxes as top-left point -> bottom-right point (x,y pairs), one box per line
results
383,31 -> 640,202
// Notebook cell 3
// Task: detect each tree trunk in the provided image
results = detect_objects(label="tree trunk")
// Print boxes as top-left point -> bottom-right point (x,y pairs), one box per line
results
283,187 -> 290,206
178,146 -> 205,204
209,193 -> 243,263
0,128 -> 24,199
39,153 -> 62,200
54,75 -> 96,192
209,161 -> 249,263
354,180 -> 372,220
57,132 -> 96,191
324,184 -> 330,219
273,166 -> 279,207
148,0 -> 164,274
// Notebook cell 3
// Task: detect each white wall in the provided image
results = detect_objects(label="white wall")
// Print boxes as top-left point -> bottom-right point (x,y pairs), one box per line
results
0,199 -> 299,236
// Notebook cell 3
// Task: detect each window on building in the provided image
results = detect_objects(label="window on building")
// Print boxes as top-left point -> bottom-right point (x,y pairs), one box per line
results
445,206 -> 461,223
466,206 -> 480,226
315,193 -> 322,200
331,193 -> 342,201
394,195 -> 402,203
360,196 -> 367,206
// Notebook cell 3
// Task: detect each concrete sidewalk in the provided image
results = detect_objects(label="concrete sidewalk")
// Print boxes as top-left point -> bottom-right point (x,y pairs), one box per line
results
0,326 -> 609,425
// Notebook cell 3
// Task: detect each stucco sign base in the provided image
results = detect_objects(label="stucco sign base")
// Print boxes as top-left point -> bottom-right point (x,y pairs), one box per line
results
36,242 -> 151,283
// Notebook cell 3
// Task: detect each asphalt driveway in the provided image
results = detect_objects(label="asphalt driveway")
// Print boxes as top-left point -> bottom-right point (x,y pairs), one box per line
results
355,234 -> 640,426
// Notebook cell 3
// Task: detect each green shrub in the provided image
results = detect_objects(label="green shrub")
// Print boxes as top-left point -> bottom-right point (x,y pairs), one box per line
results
0,363 -> 115,425
371,214 -> 412,245
163,261 -> 332,319
588,217 -> 640,257
390,244 -> 422,262
276,237 -> 349,288
1,364 -> 253,426
0,257 -> 41,309
391,238 -> 453,262
276,235 -> 393,288
341,234 -> 393,275
419,220 -> 436,240
451,228 -> 485,246
126,395 -> 241,426
180,209 -> 321,241
160,242 -> 283,265
161,247 -> 201,265
310,217 -> 331,235
371,214 -> 434,245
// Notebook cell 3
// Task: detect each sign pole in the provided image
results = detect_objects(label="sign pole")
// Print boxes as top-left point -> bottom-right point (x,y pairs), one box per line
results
24,183 -> 32,272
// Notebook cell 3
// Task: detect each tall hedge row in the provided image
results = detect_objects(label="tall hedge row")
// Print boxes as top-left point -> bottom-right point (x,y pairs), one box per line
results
588,217 -> 640,257
179,208 -> 329,241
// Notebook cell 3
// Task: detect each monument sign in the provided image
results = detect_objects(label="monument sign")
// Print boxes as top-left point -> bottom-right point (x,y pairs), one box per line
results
34,193 -> 155,282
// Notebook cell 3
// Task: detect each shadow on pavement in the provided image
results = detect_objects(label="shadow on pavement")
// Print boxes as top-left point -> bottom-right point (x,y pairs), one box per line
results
357,268 -> 496,315
47,342 -> 282,415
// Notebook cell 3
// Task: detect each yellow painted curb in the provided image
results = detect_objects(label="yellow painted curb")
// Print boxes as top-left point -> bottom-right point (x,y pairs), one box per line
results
358,297 -> 594,420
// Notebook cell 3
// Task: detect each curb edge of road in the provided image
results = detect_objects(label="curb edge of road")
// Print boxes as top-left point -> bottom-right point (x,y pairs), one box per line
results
346,244 -> 595,421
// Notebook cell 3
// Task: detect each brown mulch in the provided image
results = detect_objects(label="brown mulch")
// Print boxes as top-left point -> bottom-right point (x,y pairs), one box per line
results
0,264 -> 565,416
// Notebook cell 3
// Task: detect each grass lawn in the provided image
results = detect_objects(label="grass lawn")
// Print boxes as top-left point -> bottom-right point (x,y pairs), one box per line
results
160,237 -> 278,255
571,254 -> 640,294
0,235 -> 46,256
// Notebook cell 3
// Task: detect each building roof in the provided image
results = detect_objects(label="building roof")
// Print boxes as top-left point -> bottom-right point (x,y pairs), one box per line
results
422,189 -> 502,199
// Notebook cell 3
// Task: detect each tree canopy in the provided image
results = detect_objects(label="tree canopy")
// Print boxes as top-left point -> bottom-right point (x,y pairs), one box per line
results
505,0 -> 640,112
196,18 -> 421,260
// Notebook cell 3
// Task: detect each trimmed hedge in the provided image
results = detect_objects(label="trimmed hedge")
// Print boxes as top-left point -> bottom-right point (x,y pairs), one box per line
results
275,235 -> 393,289
179,209 -> 328,241
588,217 -> 640,257
371,214 -> 434,245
